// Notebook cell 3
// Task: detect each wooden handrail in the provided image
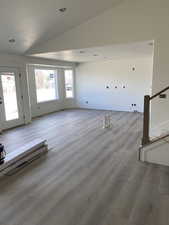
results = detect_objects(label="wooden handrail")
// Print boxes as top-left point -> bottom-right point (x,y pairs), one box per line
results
149,133 -> 169,145
142,85 -> 169,146
150,86 -> 169,100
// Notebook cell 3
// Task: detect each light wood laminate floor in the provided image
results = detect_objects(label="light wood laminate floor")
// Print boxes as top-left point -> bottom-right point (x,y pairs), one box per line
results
0,109 -> 169,225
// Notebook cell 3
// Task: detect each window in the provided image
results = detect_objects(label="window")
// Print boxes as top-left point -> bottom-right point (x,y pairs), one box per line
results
64,69 -> 74,98
35,68 -> 59,103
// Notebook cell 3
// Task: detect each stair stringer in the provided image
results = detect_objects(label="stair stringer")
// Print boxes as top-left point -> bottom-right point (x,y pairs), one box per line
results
139,137 -> 169,166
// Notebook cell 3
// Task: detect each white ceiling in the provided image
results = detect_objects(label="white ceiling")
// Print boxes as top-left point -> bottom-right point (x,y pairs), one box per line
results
31,41 -> 154,63
0,0 -> 124,54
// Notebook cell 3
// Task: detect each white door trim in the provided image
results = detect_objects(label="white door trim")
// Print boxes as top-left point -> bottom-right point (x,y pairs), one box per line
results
0,67 -> 24,130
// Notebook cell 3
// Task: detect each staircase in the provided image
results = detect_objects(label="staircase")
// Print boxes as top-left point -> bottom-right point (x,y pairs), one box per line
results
139,86 -> 169,166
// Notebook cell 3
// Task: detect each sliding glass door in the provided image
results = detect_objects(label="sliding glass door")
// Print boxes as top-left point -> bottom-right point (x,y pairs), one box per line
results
0,68 -> 24,130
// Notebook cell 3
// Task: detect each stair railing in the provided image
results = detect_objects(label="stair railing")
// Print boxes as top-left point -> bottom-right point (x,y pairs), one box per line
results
142,86 -> 169,146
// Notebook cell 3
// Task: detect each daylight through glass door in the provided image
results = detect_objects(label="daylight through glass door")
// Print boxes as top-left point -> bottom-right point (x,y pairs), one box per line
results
1,73 -> 19,121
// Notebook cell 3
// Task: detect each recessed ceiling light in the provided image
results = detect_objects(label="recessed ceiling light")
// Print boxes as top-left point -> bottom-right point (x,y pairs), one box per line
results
9,38 -> 15,43
59,8 -> 67,13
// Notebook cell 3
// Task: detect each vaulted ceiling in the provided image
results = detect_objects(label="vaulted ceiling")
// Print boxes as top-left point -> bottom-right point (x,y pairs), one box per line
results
0,0 -> 124,54
32,41 -> 154,62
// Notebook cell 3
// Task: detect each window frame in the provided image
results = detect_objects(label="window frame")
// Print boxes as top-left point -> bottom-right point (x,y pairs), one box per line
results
34,66 -> 59,104
64,69 -> 74,99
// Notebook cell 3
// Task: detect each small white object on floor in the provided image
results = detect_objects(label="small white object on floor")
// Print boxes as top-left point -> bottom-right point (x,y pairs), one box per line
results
103,114 -> 111,129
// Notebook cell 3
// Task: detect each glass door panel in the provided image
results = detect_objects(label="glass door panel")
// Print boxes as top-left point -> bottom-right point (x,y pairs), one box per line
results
1,73 -> 19,121
0,69 -> 24,130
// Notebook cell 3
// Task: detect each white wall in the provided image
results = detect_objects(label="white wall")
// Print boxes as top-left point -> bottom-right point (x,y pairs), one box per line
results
76,57 -> 153,112
0,53 -> 76,132
29,0 -> 169,133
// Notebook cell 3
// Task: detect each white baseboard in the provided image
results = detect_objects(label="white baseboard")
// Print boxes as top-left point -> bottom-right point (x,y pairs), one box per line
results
75,103 -> 140,113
